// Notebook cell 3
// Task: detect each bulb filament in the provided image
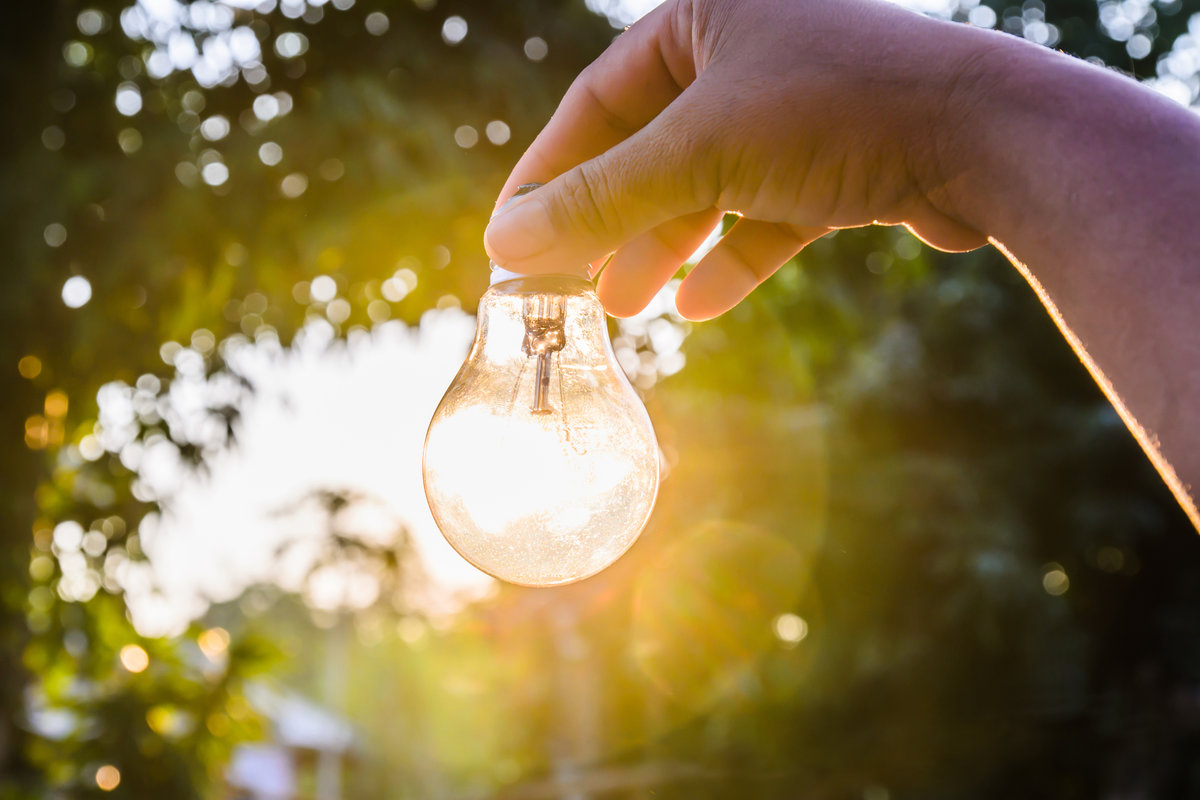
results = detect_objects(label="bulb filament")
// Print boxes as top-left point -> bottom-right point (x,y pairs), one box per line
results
521,294 -> 566,414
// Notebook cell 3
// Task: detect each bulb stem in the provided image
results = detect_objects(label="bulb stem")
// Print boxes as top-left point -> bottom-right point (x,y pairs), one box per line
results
532,352 -> 553,414
522,292 -> 567,414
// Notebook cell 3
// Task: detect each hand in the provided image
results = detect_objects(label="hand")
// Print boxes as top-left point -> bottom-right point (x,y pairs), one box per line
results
488,0 -> 1200,529
483,0 -> 1001,319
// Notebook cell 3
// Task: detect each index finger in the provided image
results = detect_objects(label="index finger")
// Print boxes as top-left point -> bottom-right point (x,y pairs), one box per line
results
495,0 -> 698,209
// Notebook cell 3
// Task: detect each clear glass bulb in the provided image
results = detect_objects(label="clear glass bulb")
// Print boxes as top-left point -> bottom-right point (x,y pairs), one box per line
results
423,275 -> 659,586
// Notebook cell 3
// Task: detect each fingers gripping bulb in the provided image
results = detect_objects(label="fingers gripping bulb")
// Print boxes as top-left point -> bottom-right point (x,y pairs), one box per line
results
423,270 -> 659,587
488,183 -> 591,285
489,183 -> 544,286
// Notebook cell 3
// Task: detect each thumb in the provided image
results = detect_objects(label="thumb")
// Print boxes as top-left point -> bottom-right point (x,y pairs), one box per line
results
484,100 -> 713,274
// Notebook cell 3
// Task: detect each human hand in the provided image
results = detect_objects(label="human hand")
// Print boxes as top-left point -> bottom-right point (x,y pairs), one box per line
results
484,0 -> 1003,319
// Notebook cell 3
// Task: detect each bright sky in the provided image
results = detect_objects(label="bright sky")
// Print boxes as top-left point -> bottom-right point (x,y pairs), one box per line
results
122,312 -> 496,636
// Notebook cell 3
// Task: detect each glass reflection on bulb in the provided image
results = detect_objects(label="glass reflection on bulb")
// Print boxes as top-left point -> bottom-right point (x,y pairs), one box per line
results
423,275 -> 659,586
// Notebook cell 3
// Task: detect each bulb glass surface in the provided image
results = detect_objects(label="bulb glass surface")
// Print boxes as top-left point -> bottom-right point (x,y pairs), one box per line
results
423,276 -> 659,586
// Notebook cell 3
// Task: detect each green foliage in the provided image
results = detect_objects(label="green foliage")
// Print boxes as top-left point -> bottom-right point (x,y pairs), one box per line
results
24,592 -> 278,798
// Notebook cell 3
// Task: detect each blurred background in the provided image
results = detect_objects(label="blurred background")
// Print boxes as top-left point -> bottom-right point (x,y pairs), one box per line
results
3,0 -> 1200,797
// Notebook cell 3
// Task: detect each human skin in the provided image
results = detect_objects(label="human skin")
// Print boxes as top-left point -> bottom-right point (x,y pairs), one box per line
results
483,0 -> 1200,528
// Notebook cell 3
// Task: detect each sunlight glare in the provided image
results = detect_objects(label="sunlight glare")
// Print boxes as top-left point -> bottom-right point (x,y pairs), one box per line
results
424,405 -> 633,536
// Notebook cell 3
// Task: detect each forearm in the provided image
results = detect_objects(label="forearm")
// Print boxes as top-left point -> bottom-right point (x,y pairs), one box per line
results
942,35 -> 1200,527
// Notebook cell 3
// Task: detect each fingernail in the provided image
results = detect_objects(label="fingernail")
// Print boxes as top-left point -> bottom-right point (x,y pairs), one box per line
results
485,196 -> 555,263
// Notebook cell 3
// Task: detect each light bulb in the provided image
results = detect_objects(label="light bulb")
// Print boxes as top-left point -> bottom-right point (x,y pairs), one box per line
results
423,274 -> 659,586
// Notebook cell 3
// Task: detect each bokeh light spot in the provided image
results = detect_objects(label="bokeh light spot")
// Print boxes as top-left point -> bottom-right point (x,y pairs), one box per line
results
182,89 -> 205,114
44,390 -> 68,419
1127,32 -> 1152,59
244,293 -> 268,315
63,41 -> 92,68
1042,563 -> 1070,596
326,297 -> 351,324
191,328 -> 216,353
114,82 -> 142,116
454,125 -> 478,148
274,31 -> 309,59
280,172 -> 308,197
175,162 -> 199,186
258,141 -> 283,165
365,11 -> 389,35
198,627 -> 230,661
119,643 -> 149,673
318,157 -> 344,181
41,126 -> 65,151
146,50 -> 172,79
253,94 -> 280,121
18,356 -> 42,380
62,276 -> 92,309
29,555 -> 54,581
82,530 -> 107,558
146,705 -> 191,737
201,162 -> 229,186
53,521 -> 83,551
523,36 -> 548,61
382,267 -> 417,301
367,299 -> 391,322
229,25 -> 260,63
894,233 -> 922,260
79,434 -> 104,461
441,16 -> 468,45
95,765 -> 120,791
773,612 -> 809,646
77,9 -> 108,36
159,341 -> 182,365
485,120 -> 511,145
117,128 -> 143,154
200,114 -> 230,141
44,223 -> 67,248
310,275 -> 337,303
968,5 -> 997,26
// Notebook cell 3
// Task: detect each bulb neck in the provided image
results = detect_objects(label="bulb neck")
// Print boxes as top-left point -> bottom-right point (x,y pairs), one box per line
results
489,265 -> 590,286
485,274 -> 594,296
489,265 -> 526,286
